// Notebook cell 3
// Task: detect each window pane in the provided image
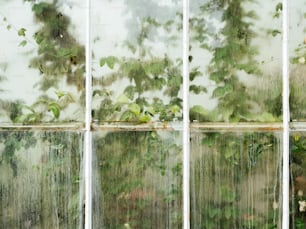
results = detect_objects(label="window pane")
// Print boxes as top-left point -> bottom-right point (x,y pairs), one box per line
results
91,0 -> 182,123
93,130 -> 182,228
289,0 -> 306,121
290,132 -> 306,228
0,130 -> 83,228
189,1 -> 282,122
190,131 -> 282,228
0,1 -> 85,123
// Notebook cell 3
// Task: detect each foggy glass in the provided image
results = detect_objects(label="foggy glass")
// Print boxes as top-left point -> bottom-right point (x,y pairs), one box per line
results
290,132 -> 306,228
0,131 -> 83,229
190,131 -> 282,228
189,1 -> 282,122
289,0 -> 306,121
92,130 -> 182,228
91,0 -> 183,123
0,0 -> 85,123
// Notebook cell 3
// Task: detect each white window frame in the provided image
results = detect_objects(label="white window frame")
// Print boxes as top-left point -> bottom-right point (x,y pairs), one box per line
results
85,0 -> 291,228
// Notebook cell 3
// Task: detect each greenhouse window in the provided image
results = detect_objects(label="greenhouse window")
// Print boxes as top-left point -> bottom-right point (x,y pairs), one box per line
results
0,0 -> 304,228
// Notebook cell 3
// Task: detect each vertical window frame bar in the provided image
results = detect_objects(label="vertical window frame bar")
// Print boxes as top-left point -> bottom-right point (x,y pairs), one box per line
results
85,0 -> 92,228
282,0 -> 290,228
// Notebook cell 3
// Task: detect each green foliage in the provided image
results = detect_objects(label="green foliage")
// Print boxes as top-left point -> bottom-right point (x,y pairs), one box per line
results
93,44 -> 183,122
0,2 -> 85,123
189,0 -> 283,122
208,0 -> 260,121
30,2 -> 85,91
290,134 -> 306,228
95,131 -> 182,228
0,131 -> 36,176
193,132 -> 280,228
100,56 -> 118,69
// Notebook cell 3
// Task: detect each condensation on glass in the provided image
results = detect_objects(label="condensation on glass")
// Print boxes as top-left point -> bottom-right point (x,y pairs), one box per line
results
92,130 -> 182,228
189,1 -> 282,122
91,0 -> 183,123
290,132 -> 306,228
0,130 -> 83,229
0,0 -> 86,123
190,131 -> 282,228
289,0 -> 306,121
0,0 -> 301,229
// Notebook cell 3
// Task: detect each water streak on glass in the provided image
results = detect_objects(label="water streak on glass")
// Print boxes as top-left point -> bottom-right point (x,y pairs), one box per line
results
0,131 -> 83,229
290,132 -> 306,228
190,131 -> 282,228
92,130 -> 182,228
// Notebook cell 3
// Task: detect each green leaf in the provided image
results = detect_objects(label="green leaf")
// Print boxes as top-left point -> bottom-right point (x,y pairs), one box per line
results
123,86 -> 136,100
270,30 -> 281,37
170,105 -> 180,114
202,136 -> 214,147
210,70 -> 228,83
236,63 -> 260,74
224,207 -> 232,220
257,112 -> 278,122
55,91 -> 66,99
146,106 -> 155,115
6,25 -> 11,30
56,48 -> 75,57
23,113 -> 40,123
128,103 -> 141,116
224,150 -> 234,159
120,110 -> 133,121
189,67 -> 201,81
275,2 -> 282,12
100,56 -> 118,69
18,28 -> 26,36
48,103 -> 60,118
32,2 -> 50,14
189,105 -> 210,122
208,208 -> 219,218
117,94 -> 129,104
212,84 -> 233,98
18,40 -> 27,47
138,114 -> 151,123
189,85 -> 207,94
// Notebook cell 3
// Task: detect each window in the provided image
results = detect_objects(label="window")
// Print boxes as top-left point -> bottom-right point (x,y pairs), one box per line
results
0,0 -> 304,228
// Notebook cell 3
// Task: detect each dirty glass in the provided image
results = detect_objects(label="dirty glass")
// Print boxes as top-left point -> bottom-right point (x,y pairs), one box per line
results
0,131 -> 83,229
0,0 -> 85,123
289,0 -> 306,121
189,0 -> 282,122
92,130 -> 182,228
290,132 -> 306,228
91,0 -> 183,123
190,131 -> 282,228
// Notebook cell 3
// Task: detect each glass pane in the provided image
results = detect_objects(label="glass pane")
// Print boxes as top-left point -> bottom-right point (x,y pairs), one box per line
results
289,0 -> 306,121
189,1 -> 282,122
91,0 -> 183,123
0,1 -> 85,124
290,132 -> 306,228
0,130 -> 83,228
93,130 -> 182,228
190,131 -> 282,228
